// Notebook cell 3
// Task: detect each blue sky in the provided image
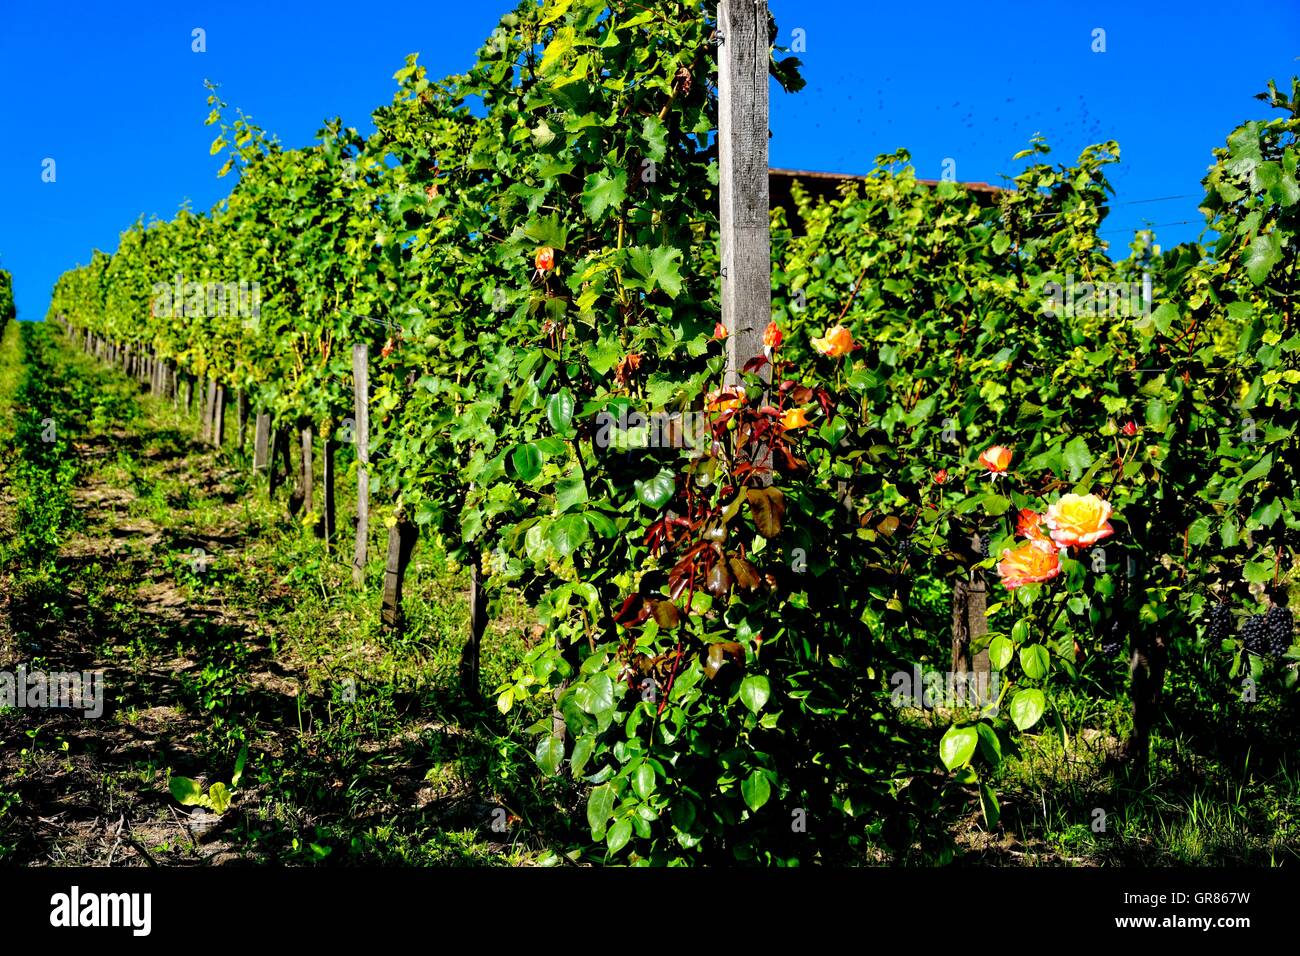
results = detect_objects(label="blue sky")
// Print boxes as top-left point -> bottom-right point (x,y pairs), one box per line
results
1,0 -> 1296,322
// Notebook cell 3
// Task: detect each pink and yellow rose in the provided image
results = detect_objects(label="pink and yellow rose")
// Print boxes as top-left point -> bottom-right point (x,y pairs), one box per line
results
811,325 -> 856,358
996,539 -> 1062,589
978,445 -> 1013,474
1044,493 -> 1114,549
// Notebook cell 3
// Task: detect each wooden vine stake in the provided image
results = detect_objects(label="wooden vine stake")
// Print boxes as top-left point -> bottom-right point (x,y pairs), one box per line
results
351,343 -> 370,588
322,420 -> 337,547
200,378 -> 210,441
252,410 -> 271,472
236,391 -> 249,453
461,562 -> 487,705
950,535 -> 992,699
719,0 -> 772,486
270,427 -> 291,497
213,384 -> 226,448
297,423 -> 314,521
462,479 -> 487,705
948,516 -> 993,702
380,518 -> 418,631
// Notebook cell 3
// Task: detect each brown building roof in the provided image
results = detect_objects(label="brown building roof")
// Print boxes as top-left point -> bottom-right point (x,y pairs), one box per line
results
768,167 -> 1004,232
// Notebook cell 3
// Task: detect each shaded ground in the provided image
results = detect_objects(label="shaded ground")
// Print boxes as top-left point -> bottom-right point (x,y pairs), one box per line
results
0,324 -> 574,866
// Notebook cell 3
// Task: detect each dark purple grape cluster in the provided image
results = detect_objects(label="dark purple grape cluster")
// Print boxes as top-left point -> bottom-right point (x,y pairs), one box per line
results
1101,619 -> 1124,657
1205,601 -> 1232,644
978,533 -> 992,557
1242,606 -> 1293,659
1263,605 -> 1293,658
1242,613 -> 1267,657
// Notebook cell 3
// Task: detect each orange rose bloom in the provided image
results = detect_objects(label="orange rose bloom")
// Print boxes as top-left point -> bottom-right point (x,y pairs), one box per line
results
1015,508 -> 1049,542
934,468 -> 949,485
764,321 -> 783,350
811,324 -> 856,358
705,386 -> 747,415
996,539 -> 1062,589
978,445 -> 1013,473
713,322 -> 729,340
535,247 -> 555,272
1044,493 -> 1114,548
780,407 -> 812,431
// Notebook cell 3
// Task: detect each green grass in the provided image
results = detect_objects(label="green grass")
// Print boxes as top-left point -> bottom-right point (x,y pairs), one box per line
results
0,323 -> 579,866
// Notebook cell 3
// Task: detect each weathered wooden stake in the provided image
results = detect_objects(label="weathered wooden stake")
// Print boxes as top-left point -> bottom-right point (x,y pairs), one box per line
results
213,384 -> 226,448
202,379 -> 216,442
270,427 -> 290,498
253,411 -> 271,471
351,343 -> 370,588
951,533 -> 992,697
297,423 -> 314,521
719,0 -> 771,390
321,420 -> 336,545
236,391 -> 249,454
1126,633 -> 1168,767
719,0 -> 772,486
951,577 -> 991,677
461,563 -> 488,704
380,518 -> 419,631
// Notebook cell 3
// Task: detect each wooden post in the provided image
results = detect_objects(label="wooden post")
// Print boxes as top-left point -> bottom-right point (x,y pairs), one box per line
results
351,343 -> 370,587
951,578 -> 991,673
380,518 -> 419,631
237,391 -> 249,454
302,424 -> 315,516
1123,560 -> 1166,767
461,563 -> 488,704
213,384 -> 226,447
202,379 -> 216,442
719,0 -> 771,390
321,420 -> 336,544
253,411 -> 271,472
270,427 -> 290,497
293,423 -> 314,520
718,0 -> 772,485
951,534 -> 992,699
199,378 -> 208,436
